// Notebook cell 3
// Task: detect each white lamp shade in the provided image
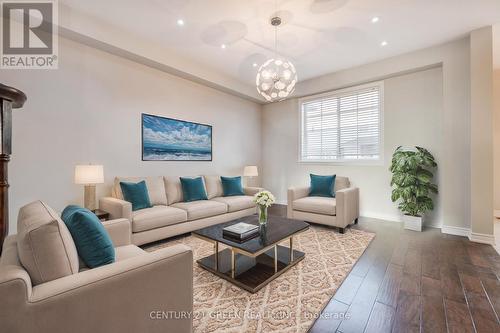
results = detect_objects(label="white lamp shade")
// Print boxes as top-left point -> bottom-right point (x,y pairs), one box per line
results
243,165 -> 258,177
75,165 -> 104,184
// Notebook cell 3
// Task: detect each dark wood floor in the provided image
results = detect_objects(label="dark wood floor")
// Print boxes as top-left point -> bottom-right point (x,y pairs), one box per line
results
268,205 -> 500,333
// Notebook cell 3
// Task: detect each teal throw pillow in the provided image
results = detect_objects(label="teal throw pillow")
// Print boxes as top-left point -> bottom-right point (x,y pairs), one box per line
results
120,180 -> 152,211
221,176 -> 245,196
309,174 -> 336,197
61,205 -> 115,268
180,177 -> 208,202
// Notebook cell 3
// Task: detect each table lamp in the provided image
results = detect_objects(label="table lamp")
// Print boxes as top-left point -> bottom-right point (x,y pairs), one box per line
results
75,164 -> 104,211
243,165 -> 258,186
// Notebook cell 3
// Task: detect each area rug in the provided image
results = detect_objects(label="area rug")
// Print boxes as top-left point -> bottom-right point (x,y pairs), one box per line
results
144,225 -> 375,333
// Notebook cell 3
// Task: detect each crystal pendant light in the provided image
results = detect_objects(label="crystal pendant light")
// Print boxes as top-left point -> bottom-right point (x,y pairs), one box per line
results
256,16 -> 297,102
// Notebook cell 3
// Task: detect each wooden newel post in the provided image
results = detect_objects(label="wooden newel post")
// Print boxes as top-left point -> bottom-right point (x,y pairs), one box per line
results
0,83 -> 26,255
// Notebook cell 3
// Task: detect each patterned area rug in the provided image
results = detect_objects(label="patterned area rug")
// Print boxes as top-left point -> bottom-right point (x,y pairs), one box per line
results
144,225 -> 374,333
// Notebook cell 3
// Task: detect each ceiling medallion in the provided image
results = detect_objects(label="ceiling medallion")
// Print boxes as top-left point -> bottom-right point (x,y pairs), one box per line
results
256,16 -> 297,102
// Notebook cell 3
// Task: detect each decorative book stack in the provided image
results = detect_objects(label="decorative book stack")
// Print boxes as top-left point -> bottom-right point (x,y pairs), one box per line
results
223,222 -> 259,242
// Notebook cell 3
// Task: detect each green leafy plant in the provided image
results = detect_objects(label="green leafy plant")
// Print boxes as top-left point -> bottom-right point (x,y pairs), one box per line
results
390,146 -> 438,217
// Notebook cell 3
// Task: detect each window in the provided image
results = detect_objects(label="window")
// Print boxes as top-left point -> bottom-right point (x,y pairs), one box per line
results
299,82 -> 383,163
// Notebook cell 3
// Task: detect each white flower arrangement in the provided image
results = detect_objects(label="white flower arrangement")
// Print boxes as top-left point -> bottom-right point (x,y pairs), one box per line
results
253,190 -> 276,207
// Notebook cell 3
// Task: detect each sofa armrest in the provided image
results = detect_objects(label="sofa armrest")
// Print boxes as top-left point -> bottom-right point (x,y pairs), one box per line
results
99,197 -> 132,221
0,236 -> 33,300
244,186 -> 263,196
336,187 -> 360,228
287,186 -> 310,218
28,244 -> 193,332
102,218 -> 131,246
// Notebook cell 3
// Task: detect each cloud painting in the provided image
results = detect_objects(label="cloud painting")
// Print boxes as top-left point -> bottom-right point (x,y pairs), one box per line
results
142,114 -> 212,161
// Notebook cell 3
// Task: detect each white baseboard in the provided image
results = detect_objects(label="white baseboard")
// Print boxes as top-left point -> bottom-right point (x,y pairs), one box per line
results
441,225 -> 470,237
360,212 -> 401,223
361,212 -> 442,228
469,232 -> 495,245
441,225 -> 496,245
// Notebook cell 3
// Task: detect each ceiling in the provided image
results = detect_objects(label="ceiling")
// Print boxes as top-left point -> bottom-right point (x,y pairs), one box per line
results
60,0 -> 500,95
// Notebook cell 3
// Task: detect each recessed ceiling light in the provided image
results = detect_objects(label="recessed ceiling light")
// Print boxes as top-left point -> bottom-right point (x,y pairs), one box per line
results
371,17 -> 380,23
221,44 -> 226,49
253,63 -> 258,67
381,40 -> 388,46
176,19 -> 184,26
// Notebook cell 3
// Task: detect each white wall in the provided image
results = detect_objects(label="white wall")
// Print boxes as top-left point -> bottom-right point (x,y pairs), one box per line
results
470,27 -> 494,236
1,37 -> 262,232
493,24 -> 500,213
263,38 -> 471,229
262,67 -> 443,225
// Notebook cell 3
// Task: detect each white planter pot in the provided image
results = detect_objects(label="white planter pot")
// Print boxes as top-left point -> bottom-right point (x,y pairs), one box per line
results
402,214 -> 423,232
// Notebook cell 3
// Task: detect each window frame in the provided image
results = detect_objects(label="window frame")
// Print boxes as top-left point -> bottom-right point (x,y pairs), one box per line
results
298,81 -> 385,165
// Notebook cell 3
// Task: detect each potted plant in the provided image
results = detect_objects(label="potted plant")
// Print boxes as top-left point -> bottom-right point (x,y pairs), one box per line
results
253,190 -> 276,225
389,146 -> 438,231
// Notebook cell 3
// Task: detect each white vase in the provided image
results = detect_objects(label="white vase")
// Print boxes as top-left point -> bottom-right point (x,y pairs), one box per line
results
402,214 -> 423,232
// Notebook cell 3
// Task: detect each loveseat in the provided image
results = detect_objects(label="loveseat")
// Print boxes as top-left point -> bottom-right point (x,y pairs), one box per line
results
0,200 -> 193,333
287,176 -> 359,233
100,175 -> 261,245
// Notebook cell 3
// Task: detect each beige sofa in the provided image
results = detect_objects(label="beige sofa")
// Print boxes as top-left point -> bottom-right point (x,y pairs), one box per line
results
287,176 -> 359,233
100,175 -> 261,245
0,201 -> 193,333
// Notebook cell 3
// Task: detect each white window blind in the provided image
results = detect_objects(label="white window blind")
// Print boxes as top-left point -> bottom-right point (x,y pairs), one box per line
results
300,82 -> 383,162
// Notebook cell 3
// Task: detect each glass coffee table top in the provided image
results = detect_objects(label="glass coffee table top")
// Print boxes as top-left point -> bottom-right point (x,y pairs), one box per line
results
192,214 -> 309,255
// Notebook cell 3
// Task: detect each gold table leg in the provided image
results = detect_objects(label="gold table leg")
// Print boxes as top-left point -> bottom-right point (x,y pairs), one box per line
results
274,245 -> 278,273
214,242 -> 219,271
231,249 -> 235,279
290,237 -> 294,263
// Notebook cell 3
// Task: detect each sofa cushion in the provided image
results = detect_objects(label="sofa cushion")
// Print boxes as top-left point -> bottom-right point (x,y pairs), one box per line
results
61,205 -> 115,268
120,181 -> 152,211
221,176 -> 245,196
204,175 -> 223,199
293,197 -> 336,216
335,176 -> 350,192
115,245 -> 146,261
132,206 -> 187,233
180,177 -> 208,202
164,176 -> 183,205
16,201 -> 79,285
79,244 -> 145,272
212,196 -> 255,213
114,176 -> 167,206
172,200 -> 227,221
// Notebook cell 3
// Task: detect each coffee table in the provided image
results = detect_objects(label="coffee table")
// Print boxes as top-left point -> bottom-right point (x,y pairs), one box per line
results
192,215 -> 309,293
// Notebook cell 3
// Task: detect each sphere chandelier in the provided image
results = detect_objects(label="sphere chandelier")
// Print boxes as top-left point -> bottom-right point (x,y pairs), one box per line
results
256,16 -> 297,102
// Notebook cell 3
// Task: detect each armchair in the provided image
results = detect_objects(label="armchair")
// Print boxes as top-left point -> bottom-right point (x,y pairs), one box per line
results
287,176 -> 359,233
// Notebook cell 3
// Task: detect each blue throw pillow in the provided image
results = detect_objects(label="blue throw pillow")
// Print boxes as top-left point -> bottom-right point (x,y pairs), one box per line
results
221,176 -> 245,196
120,180 -> 152,211
180,177 -> 208,202
61,205 -> 115,268
309,174 -> 336,197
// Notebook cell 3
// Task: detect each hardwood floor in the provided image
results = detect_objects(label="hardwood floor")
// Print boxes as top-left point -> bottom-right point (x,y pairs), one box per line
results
267,205 -> 500,333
